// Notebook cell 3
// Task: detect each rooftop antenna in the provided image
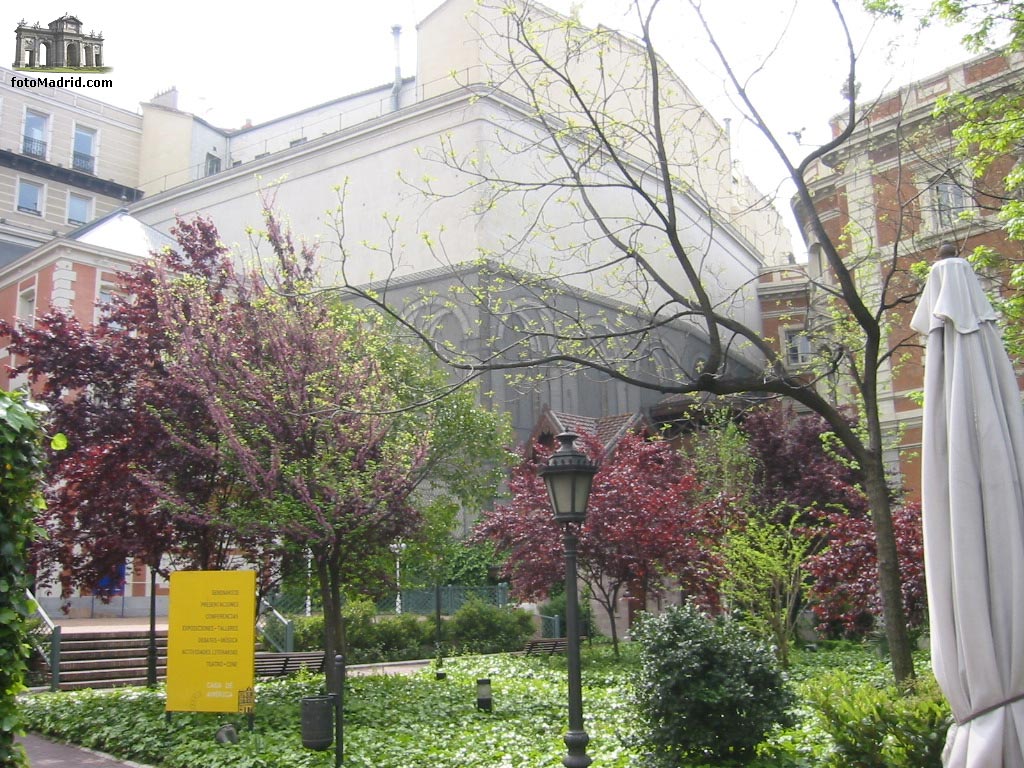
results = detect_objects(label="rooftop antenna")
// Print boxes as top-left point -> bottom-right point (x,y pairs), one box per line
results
391,25 -> 402,113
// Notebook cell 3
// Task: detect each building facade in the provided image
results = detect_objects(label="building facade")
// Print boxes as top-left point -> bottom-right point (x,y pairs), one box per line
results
766,47 -> 1024,501
0,65 -> 142,269
0,0 -> 793,615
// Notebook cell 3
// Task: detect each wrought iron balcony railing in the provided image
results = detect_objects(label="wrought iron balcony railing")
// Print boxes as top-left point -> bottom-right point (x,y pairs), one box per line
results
22,136 -> 46,158
72,151 -> 95,174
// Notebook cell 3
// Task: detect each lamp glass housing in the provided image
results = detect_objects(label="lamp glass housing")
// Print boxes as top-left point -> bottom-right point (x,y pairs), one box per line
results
540,432 -> 597,525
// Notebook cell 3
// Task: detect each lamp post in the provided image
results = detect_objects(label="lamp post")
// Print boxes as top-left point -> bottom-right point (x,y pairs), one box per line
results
389,539 -> 406,614
540,432 -> 597,768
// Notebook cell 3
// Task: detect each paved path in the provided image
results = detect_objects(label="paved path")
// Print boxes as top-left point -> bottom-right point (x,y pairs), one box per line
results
18,734 -> 151,767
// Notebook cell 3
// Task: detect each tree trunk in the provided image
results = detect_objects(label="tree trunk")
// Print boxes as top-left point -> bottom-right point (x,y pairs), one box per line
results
863,458 -> 914,682
318,553 -> 346,692
599,598 -> 619,658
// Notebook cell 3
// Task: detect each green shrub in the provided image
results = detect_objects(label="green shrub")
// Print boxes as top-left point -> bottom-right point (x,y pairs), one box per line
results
340,597 -> 378,660
291,596 -> 533,661
288,597 -> 378,656
288,614 -> 324,652
291,600 -> 436,663
540,590 -> 597,638
373,614 -> 433,660
446,598 -> 534,654
803,669 -> 950,767
631,603 -> 796,766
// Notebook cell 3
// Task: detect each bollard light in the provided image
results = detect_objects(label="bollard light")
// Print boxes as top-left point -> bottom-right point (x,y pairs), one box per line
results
476,678 -> 493,712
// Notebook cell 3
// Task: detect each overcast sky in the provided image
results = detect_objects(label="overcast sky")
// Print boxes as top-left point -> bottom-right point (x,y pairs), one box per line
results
9,0 -> 979,256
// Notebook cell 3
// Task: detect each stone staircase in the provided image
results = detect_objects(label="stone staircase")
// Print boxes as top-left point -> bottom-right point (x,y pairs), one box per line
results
45,629 -> 169,690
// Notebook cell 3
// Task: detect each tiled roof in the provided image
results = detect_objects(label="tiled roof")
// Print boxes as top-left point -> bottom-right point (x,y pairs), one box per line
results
545,409 -> 645,452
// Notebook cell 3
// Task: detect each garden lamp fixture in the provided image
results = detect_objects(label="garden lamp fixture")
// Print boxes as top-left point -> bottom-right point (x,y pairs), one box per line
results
540,432 -> 597,768
390,538 -> 407,614
541,432 -> 597,525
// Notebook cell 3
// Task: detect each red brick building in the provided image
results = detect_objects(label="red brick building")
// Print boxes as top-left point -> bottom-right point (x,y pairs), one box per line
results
760,48 -> 1024,502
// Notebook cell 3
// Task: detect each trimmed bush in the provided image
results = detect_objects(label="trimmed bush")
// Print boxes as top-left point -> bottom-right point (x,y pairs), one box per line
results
803,669 -> 950,767
631,603 -> 796,766
446,598 -> 534,654
290,597 -> 518,662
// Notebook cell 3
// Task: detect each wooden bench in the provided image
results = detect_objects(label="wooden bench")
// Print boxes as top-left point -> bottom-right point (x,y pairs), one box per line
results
524,637 -> 573,655
254,651 -> 326,678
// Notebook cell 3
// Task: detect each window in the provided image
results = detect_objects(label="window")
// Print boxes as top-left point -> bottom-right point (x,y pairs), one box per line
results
17,287 -> 35,326
73,125 -> 97,174
204,153 -> 221,176
930,174 -> 970,231
16,180 -> 43,215
784,328 -> 813,367
96,278 -> 122,327
67,192 -> 92,225
23,110 -> 48,158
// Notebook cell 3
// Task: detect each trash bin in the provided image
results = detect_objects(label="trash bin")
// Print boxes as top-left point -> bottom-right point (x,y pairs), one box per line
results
300,695 -> 334,750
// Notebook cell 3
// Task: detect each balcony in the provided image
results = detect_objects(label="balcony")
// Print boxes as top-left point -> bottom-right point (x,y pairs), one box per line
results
22,136 -> 47,159
72,151 -> 95,174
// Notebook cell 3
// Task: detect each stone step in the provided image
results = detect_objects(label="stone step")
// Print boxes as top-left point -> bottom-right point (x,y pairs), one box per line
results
60,645 -> 167,662
59,675 -> 159,691
59,664 -> 167,684
59,638 -> 168,653
47,629 -> 172,690
60,656 -> 166,673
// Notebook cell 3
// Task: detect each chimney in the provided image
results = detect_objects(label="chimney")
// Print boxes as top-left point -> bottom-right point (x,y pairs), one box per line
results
391,24 -> 402,112
150,86 -> 179,110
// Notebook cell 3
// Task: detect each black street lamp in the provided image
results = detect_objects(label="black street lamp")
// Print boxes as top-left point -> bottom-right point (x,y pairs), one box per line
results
540,432 -> 597,768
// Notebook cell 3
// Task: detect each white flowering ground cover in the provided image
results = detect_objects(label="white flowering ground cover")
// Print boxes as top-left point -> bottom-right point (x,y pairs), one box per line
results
20,651 -> 641,768
19,643 -> 920,767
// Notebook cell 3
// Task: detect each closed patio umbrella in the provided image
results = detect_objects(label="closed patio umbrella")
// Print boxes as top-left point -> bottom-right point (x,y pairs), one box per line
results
911,247 -> 1024,767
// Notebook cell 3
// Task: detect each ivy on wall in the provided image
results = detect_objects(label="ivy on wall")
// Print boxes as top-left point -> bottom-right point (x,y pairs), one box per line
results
0,392 -> 61,767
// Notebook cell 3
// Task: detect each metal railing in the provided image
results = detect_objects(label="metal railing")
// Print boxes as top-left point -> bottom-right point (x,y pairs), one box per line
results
72,151 -> 95,174
540,614 -> 562,638
25,590 -> 60,691
375,584 -> 510,616
265,584 -> 511,620
22,136 -> 46,158
257,597 -> 295,652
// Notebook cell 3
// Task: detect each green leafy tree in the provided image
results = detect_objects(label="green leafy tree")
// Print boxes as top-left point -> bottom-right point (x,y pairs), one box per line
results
687,409 -> 821,665
926,1 -> 1024,352
0,393 -> 56,767
719,507 -> 815,667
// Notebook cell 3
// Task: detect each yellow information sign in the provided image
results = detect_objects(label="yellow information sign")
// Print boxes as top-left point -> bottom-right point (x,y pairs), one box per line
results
166,570 -> 256,713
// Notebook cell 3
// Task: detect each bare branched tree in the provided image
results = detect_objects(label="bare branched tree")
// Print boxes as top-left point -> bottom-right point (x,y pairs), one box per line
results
320,0 -> 983,682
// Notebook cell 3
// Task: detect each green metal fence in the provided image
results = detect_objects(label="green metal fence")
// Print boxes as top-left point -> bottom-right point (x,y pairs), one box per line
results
375,584 -> 510,615
265,584 -> 510,619
257,597 -> 295,652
